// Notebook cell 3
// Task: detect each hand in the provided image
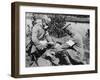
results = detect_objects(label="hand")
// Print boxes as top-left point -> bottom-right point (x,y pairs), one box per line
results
61,43 -> 70,49
48,42 -> 54,45
55,43 -> 63,51
36,44 -> 46,50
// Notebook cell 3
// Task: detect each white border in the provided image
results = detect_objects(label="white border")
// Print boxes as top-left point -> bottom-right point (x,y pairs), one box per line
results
19,6 -> 95,75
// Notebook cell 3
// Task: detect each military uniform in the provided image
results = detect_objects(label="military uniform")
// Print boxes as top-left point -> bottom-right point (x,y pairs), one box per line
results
31,20 -> 55,66
62,30 -> 84,64
67,33 -> 84,64
31,23 -> 45,52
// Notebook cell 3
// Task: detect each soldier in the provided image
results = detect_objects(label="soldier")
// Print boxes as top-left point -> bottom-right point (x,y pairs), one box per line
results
30,15 -> 53,66
61,23 -> 85,65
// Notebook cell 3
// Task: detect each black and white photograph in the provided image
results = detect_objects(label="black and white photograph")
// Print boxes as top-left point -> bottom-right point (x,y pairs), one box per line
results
25,13 -> 90,67
11,2 -> 97,77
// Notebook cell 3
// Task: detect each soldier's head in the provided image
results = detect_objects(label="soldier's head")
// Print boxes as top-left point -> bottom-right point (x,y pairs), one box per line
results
42,15 -> 51,29
42,15 -> 51,24
35,19 -> 43,25
34,14 -> 51,30
33,14 -> 43,26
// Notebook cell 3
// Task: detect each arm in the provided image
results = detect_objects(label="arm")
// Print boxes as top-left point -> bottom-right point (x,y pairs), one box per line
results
32,27 -> 40,46
72,33 -> 84,62
32,26 -> 47,50
45,31 -> 53,42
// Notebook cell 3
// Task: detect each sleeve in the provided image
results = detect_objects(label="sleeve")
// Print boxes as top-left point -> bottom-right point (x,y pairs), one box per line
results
72,33 -> 84,62
45,31 -> 53,42
32,26 -> 41,46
